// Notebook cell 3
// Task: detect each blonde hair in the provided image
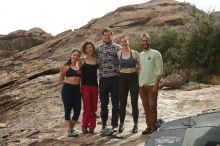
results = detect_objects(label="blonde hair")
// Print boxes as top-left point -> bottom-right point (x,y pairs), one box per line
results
119,35 -> 129,42
141,33 -> 151,40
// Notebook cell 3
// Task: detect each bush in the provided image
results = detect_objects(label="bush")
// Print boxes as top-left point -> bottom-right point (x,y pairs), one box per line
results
185,13 -> 220,75
149,28 -> 185,54
148,28 -> 186,74
129,15 -> 220,83
130,41 -> 142,52
130,28 -> 186,75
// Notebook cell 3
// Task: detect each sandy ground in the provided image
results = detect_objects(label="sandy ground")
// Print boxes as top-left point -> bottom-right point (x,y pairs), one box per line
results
0,75 -> 220,146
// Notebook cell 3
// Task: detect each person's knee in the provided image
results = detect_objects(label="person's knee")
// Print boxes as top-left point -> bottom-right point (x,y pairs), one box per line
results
72,110 -> 80,121
64,106 -> 72,119
112,98 -> 119,107
112,106 -> 120,112
83,111 -> 89,117
72,115 -> 79,121
131,99 -> 138,106
132,106 -> 139,113
120,108 -> 126,115
101,103 -> 108,110
120,101 -> 127,108
65,111 -> 71,120
65,115 -> 71,120
83,104 -> 90,112
89,112 -> 96,117
148,104 -> 157,111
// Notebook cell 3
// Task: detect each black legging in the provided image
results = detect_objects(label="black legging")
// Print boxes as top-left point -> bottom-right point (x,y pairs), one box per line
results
119,72 -> 139,124
61,83 -> 81,121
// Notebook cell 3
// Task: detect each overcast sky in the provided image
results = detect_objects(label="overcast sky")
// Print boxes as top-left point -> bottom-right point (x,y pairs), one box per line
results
0,0 -> 220,35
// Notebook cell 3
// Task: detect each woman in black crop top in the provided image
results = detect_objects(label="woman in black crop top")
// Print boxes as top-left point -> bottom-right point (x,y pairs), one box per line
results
117,35 -> 140,133
80,41 -> 98,134
58,49 -> 82,137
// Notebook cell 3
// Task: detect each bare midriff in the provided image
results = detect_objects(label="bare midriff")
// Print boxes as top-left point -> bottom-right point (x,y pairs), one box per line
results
64,77 -> 81,85
120,67 -> 138,73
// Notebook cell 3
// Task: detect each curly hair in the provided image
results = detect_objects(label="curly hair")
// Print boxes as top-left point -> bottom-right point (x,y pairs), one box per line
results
81,41 -> 96,55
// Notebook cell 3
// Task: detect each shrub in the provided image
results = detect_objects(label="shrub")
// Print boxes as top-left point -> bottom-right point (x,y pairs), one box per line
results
130,28 -> 186,75
185,13 -> 220,75
130,41 -> 141,52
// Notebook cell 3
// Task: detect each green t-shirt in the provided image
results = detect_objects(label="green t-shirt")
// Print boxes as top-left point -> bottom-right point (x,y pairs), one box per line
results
139,49 -> 164,87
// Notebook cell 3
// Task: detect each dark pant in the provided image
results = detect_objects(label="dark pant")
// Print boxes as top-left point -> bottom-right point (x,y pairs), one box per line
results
139,85 -> 158,129
119,72 -> 139,125
61,83 -> 81,121
99,76 -> 119,127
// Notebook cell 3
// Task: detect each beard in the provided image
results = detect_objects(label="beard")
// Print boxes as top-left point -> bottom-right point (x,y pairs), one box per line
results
142,44 -> 150,50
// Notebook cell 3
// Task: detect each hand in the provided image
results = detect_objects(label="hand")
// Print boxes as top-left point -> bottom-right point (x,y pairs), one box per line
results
136,67 -> 140,73
152,84 -> 159,93
152,86 -> 158,97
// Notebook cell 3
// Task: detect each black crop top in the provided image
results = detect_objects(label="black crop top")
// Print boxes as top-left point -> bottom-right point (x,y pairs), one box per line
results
81,63 -> 98,86
66,67 -> 82,77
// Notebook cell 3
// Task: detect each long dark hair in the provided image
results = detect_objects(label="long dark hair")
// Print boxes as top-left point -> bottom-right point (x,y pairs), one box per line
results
65,48 -> 81,66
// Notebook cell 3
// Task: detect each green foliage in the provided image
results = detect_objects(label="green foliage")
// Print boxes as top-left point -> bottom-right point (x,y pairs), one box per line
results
185,13 -> 220,75
16,46 -> 29,51
130,28 -> 186,75
130,41 -> 141,52
163,47 -> 185,75
149,28 -> 185,54
147,28 -> 186,74
131,12 -> 220,82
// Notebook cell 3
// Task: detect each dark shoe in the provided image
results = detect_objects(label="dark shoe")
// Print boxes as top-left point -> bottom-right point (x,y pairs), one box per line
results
68,130 -> 78,137
142,128 -> 156,135
102,125 -> 106,130
100,125 -> 107,133
88,128 -> 94,134
82,128 -> 89,134
132,124 -> 138,133
112,126 -> 118,132
118,124 -> 124,133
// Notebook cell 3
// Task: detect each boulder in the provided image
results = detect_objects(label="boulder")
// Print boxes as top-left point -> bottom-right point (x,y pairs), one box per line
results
0,27 -> 53,58
161,73 -> 186,88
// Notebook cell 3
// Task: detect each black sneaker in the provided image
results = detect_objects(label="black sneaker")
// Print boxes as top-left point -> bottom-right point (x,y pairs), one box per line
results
102,125 -> 106,130
142,128 -> 156,135
88,128 -> 94,134
100,125 -> 107,133
132,124 -> 138,133
82,128 -> 89,134
118,124 -> 124,133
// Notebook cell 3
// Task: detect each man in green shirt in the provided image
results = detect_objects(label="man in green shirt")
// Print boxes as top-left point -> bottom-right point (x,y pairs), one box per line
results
139,33 -> 163,134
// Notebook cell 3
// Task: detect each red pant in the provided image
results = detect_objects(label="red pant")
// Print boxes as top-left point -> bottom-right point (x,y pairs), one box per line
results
81,85 -> 98,129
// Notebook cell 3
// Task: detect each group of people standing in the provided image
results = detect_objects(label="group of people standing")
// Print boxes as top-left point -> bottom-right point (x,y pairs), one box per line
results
58,28 -> 164,137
